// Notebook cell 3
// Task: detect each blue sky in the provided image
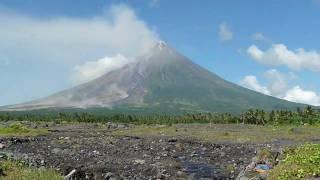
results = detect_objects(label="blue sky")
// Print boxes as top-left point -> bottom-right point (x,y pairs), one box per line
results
1,0 -> 320,106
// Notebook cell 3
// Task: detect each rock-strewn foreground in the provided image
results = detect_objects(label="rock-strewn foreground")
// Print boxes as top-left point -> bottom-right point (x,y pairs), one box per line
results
1,123 -> 319,179
0,123 -> 255,179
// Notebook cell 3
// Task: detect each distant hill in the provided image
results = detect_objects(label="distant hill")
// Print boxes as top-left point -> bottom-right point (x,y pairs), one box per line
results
2,41 -> 305,113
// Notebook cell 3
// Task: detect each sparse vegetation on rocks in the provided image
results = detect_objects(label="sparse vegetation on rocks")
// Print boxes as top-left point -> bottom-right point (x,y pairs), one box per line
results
268,143 -> 320,179
0,106 -> 319,179
0,160 -> 63,180
0,121 -> 318,179
0,122 -> 47,137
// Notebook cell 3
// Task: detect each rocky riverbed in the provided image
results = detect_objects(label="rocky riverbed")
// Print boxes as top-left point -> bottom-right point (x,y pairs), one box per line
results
1,122 -> 318,179
0,123 -> 259,179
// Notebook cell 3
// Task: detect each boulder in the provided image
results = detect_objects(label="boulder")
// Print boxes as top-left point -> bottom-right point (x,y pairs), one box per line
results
0,143 -> 5,149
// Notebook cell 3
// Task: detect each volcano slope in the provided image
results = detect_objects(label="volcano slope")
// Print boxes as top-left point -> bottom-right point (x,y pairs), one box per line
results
3,42 -> 304,114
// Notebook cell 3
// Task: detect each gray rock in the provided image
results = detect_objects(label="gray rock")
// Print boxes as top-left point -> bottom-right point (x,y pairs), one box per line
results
220,151 -> 226,157
117,124 -> 126,128
168,138 -> 177,143
176,171 -> 186,177
52,148 -> 62,154
104,172 -> 115,179
187,173 -> 196,180
134,159 -> 145,165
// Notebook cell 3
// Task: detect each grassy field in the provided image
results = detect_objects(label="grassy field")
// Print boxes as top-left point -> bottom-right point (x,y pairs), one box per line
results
0,123 -> 48,137
0,160 -> 63,180
113,124 -> 320,144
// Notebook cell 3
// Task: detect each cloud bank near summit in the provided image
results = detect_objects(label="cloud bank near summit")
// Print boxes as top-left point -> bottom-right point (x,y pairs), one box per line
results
0,4 -> 158,84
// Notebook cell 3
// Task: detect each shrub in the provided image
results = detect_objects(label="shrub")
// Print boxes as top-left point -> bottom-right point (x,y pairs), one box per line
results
0,160 -> 63,180
268,144 -> 320,179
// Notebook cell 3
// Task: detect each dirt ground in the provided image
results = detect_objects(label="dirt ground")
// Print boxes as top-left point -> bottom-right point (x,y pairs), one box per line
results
1,122 -> 319,179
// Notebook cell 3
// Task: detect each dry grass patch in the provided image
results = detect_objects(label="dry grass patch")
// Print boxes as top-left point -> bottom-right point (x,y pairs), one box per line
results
113,124 -> 320,144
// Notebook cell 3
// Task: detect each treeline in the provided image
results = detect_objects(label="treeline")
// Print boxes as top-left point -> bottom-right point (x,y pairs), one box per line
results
0,106 -> 319,125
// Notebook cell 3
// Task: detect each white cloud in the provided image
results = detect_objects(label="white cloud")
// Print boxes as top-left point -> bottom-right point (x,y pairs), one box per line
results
0,4 -> 159,85
247,45 -> 264,59
237,48 -> 244,54
251,33 -> 264,41
247,44 -> 320,72
251,32 -> 270,43
149,0 -> 160,8
263,69 -> 293,96
240,70 -> 320,106
71,54 -> 130,84
0,4 -> 158,65
284,86 -> 320,106
240,75 -> 270,95
219,22 -> 233,41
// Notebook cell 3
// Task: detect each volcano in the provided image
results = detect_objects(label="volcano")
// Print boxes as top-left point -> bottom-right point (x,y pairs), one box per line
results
3,41 -> 303,113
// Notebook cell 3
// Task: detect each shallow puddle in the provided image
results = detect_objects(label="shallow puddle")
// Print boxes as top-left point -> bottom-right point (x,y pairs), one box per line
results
182,162 -> 217,178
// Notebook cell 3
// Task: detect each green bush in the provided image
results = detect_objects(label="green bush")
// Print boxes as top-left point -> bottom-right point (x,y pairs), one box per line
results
0,160 -> 63,180
268,144 -> 320,179
0,123 -> 47,136
9,123 -> 29,133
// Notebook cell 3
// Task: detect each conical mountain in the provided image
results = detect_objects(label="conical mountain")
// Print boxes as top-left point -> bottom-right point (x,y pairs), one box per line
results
4,41 -> 303,113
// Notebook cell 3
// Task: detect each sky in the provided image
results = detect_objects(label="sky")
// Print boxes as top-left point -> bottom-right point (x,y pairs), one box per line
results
1,0 -> 320,106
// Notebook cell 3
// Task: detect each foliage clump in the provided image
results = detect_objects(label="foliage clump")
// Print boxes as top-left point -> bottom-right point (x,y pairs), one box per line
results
268,144 -> 320,179
0,160 -> 63,180
0,123 -> 47,136
0,105 -> 319,125
8,123 -> 29,133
